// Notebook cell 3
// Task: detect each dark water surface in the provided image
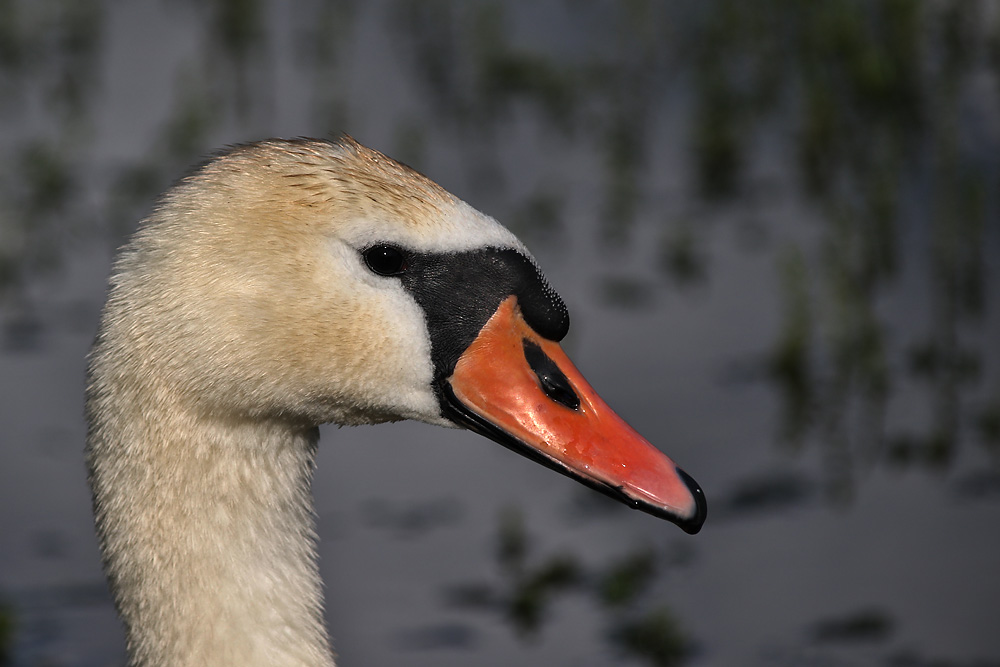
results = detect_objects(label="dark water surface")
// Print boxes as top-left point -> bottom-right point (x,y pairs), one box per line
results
1,2 -> 999,666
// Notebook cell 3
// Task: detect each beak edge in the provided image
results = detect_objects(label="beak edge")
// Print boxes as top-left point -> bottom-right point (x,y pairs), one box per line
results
442,297 -> 708,534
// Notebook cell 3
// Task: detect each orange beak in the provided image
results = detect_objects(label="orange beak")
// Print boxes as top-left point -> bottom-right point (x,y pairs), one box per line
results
441,296 -> 706,534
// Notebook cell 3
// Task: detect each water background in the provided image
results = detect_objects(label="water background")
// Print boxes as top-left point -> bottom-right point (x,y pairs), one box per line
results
1,2 -> 999,666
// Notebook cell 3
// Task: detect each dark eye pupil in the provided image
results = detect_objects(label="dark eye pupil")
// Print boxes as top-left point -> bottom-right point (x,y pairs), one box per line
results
364,245 -> 407,276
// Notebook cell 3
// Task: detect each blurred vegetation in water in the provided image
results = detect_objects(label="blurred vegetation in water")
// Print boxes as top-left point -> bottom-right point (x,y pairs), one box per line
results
0,0 -> 998,663
0,598 -> 12,667
443,507 -> 694,666
2,1 -> 996,486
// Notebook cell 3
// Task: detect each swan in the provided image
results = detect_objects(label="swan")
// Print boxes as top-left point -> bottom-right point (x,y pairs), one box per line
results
85,136 -> 706,666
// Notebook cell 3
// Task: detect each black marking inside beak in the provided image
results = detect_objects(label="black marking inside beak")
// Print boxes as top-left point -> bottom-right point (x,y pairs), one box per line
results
522,339 -> 580,411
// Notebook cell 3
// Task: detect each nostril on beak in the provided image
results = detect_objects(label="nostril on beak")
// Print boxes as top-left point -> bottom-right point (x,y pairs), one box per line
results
522,339 -> 581,411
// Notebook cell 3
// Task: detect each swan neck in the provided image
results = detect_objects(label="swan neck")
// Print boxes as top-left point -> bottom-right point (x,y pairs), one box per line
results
87,407 -> 335,667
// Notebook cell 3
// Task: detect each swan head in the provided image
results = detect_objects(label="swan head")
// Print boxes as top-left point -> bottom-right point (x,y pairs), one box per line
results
94,137 -> 706,533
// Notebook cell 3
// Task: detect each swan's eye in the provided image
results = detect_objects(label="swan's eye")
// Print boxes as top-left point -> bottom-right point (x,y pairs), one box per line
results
363,245 -> 408,276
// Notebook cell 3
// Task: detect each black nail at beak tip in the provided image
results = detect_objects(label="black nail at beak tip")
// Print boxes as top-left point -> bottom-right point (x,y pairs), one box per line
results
676,467 -> 708,535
